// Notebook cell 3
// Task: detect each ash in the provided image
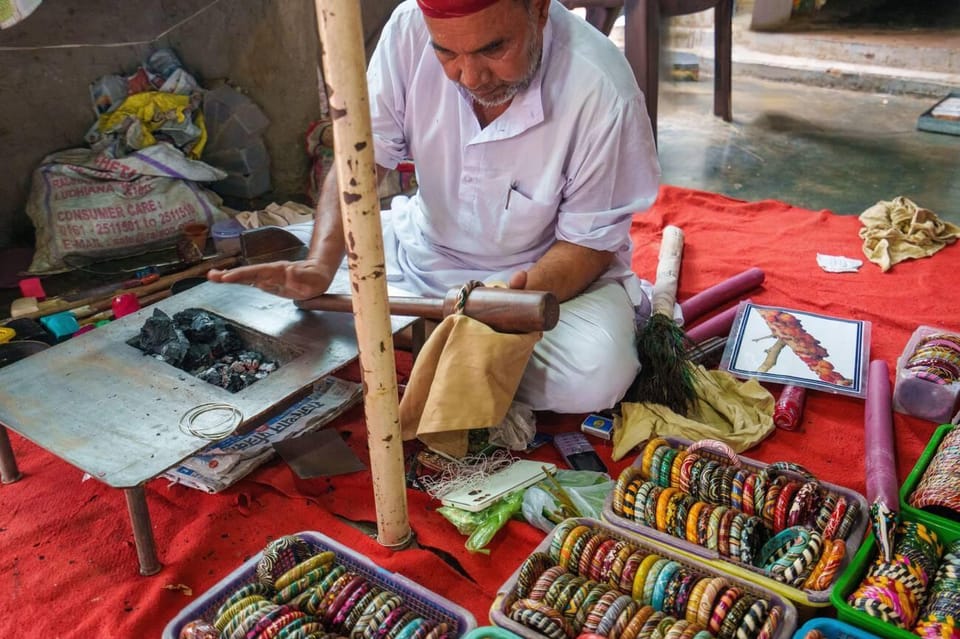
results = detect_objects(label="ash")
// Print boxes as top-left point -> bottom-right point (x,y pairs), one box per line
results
136,308 -> 278,392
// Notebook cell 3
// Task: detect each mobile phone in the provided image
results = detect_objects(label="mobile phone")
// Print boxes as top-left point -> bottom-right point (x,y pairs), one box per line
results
553,431 -> 607,474
440,460 -> 556,512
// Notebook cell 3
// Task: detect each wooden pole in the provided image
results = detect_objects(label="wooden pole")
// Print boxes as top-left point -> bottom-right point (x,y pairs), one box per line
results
314,0 -> 411,547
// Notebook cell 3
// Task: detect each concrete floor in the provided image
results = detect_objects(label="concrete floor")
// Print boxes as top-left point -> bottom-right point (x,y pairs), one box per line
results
655,76 -> 960,223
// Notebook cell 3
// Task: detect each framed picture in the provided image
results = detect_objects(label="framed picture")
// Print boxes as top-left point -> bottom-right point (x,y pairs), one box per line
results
720,301 -> 871,398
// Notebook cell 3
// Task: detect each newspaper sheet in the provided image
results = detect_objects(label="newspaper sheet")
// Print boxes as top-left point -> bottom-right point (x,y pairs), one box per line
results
163,376 -> 362,493
0,0 -> 42,29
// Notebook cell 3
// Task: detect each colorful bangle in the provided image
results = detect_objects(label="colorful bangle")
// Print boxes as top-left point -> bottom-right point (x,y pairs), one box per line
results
567,530 -> 594,578
696,577 -> 730,628
620,551 -> 646,594
529,565 -> 566,602
634,482 -> 657,524
325,575 -> 368,625
736,597 -> 769,639
761,476 -> 784,530
728,512 -> 747,561
543,572 -> 575,608
615,467 -> 642,515
633,554 -> 664,601
385,611 -> 421,639
685,577 -> 711,624
601,541 -> 631,585
623,478 -> 645,520
645,485 -> 665,529
573,583 -> 609,634
226,601 -> 276,639
751,471 -> 768,519
697,503 -> 715,548
637,610 -> 668,639
773,480 -> 800,533
621,605 -> 656,639
303,564 -> 347,614
553,574 -> 588,613
649,445 -> 671,487
789,481 -> 821,529
561,577 -> 594,619
719,594 -> 755,639
515,552 -> 554,599
708,586 -> 743,635
642,438 -> 670,478
652,561 -> 682,611
741,473 -> 757,517
679,453 -> 700,494
590,539 -> 620,582
344,586 -> 384,632
577,533 -> 608,579
810,539 -> 846,591
643,558 -> 671,607
672,572 -> 699,619
688,458 -> 708,501
509,606 -> 567,639
686,502 -> 707,544
739,515 -> 765,567
663,619 -> 691,639
559,525 -> 592,569
597,594 -> 638,637
718,507 -> 738,558
582,589 -> 623,634
707,505 -> 730,551
755,605 -> 782,639
608,543 -> 637,590
835,499 -> 860,541
698,461 -> 720,506
274,551 -> 336,592
730,469 -> 749,511
657,488 -> 681,533
670,451 -> 689,489
673,494 -> 694,540
549,520 -> 579,563
719,465 -> 738,507
659,449 -> 681,488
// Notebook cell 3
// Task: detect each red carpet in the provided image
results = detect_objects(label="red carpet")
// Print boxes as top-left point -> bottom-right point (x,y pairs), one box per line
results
0,185 -> 953,637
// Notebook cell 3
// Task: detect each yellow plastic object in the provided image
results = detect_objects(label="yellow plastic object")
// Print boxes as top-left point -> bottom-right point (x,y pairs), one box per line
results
0,327 -> 14,343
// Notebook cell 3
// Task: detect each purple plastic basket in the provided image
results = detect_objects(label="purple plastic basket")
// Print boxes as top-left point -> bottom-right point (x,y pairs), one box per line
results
601,437 -> 869,607
163,530 -> 477,639
491,517 -> 798,639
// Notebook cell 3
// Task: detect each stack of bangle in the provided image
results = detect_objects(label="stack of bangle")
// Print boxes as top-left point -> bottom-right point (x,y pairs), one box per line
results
613,440 -> 860,591
513,523 -> 786,639
916,539 -> 960,639
847,521 -> 943,630
909,427 -> 960,520
182,535 -> 455,639
902,331 -> 960,386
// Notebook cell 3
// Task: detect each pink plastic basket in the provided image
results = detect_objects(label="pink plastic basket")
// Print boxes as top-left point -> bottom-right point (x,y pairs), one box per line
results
163,530 -> 477,639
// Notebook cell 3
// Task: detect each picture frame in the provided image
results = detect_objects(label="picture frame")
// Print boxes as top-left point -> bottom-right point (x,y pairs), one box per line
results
719,301 -> 871,398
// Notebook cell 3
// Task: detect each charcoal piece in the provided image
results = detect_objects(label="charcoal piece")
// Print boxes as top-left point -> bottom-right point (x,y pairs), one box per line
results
185,313 -> 218,343
138,309 -> 177,354
211,328 -> 243,357
182,342 -> 214,372
197,363 -> 228,386
158,328 -> 191,367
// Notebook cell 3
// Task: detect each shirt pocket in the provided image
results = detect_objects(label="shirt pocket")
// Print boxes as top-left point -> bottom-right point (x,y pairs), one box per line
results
483,184 -> 560,256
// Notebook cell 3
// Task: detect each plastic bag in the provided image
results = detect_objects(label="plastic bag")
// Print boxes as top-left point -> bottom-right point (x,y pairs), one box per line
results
487,401 -> 536,451
436,489 -> 525,554
521,469 -> 614,533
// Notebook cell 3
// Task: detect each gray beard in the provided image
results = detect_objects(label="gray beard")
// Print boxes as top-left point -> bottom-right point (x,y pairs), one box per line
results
469,37 -> 542,109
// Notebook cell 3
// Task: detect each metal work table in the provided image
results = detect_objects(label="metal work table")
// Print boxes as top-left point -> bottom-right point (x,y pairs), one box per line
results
0,280 -> 409,575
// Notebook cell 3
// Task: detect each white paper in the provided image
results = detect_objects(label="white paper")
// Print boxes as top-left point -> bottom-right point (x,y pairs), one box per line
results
817,253 -> 863,273
0,0 -> 42,29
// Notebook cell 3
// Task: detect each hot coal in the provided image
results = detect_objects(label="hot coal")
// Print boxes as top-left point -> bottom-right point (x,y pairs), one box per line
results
136,308 -> 278,392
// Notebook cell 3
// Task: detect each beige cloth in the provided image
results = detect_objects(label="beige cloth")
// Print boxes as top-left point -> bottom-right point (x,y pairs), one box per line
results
399,313 -> 541,458
234,201 -> 315,229
859,196 -> 960,272
612,366 -> 775,461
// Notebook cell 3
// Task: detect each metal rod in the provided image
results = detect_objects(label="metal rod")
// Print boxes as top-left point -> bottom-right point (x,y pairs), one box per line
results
0,426 -> 22,484
124,485 -> 162,576
314,0 -> 411,548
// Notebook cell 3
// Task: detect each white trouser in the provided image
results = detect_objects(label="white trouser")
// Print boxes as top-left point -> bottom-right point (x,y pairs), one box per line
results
284,220 -> 640,414
517,279 -> 639,413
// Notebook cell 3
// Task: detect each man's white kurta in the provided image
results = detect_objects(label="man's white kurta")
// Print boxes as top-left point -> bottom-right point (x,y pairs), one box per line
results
366,0 -> 660,305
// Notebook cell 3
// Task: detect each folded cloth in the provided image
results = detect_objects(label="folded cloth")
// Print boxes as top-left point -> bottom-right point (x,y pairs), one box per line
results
612,365 -> 775,460
399,313 -> 541,458
234,201 -> 315,229
859,196 -> 960,272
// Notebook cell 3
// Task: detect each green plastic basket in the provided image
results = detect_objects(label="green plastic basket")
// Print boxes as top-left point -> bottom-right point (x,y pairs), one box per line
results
898,423 -> 960,537
830,513 -> 960,639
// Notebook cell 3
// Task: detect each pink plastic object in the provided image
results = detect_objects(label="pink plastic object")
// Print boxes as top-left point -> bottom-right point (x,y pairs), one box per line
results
684,303 -> 743,343
111,293 -> 141,319
679,267 -> 765,325
774,385 -> 806,431
865,359 -> 899,511
19,277 -> 46,300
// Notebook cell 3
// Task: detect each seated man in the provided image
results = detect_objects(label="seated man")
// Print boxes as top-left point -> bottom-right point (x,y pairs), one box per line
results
208,0 -> 660,414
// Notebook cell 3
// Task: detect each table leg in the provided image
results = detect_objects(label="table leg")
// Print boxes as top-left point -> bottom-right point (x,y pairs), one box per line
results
124,485 -> 162,576
0,425 -> 22,484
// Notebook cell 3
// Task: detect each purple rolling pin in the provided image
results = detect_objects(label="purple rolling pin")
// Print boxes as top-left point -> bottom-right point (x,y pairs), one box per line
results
865,358 -> 899,561
684,303 -> 743,344
679,267 -> 765,325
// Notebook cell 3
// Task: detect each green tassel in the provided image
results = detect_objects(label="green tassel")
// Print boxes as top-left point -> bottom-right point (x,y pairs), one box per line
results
630,313 -> 697,415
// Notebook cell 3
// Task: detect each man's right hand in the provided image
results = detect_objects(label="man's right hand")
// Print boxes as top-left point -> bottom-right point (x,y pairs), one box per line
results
207,259 -> 336,301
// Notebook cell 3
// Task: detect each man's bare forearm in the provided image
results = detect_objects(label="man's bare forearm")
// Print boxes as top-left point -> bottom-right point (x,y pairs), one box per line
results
520,240 -> 614,302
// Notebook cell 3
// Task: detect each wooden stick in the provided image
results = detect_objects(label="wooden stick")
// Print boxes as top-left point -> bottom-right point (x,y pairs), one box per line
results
295,287 -> 560,333
314,0 -> 410,547
651,225 -> 684,316
3,256 -> 238,325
